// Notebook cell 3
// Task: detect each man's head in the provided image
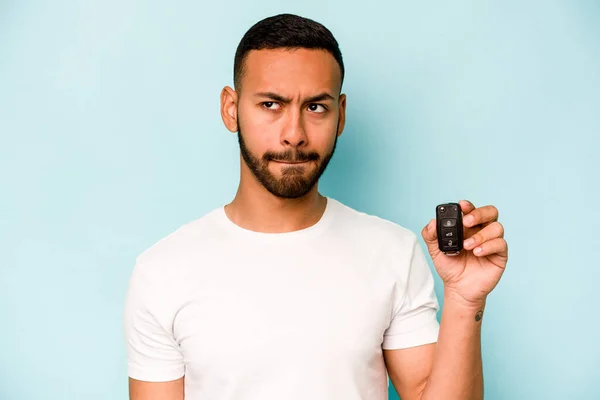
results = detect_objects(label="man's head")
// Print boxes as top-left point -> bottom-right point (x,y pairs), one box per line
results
220,13 -> 346,199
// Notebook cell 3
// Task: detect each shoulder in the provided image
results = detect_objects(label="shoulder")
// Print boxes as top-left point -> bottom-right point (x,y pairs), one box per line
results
331,197 -> 419,251
132,206 -> 224,283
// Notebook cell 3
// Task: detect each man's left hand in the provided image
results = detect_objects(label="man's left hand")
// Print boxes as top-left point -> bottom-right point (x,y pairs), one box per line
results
421,199 -> 509,305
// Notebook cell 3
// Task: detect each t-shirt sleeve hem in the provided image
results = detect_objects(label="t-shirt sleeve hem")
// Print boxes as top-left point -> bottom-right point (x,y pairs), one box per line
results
381,319 -> 440,350
127,363 -> 185,382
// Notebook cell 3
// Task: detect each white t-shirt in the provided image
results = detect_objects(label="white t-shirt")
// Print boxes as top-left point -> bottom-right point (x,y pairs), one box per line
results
124,197 -> 440,400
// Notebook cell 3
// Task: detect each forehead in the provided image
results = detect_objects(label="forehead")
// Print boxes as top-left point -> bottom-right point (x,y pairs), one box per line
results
241,48 -> 342,95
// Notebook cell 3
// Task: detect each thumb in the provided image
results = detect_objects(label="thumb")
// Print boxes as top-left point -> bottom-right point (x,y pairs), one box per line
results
421,218 -> 440,256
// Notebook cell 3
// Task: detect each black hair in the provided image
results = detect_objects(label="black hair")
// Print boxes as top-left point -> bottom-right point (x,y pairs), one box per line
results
233,13 -> 345,92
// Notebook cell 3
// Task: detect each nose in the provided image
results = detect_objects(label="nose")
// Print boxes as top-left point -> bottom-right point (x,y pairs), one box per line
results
280,109 -> 307,148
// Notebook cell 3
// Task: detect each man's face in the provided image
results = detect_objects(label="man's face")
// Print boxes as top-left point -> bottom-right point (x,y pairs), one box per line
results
234,48 -> 345,199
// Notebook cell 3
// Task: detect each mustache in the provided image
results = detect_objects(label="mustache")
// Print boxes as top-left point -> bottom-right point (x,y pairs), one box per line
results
263,150 -> 320,163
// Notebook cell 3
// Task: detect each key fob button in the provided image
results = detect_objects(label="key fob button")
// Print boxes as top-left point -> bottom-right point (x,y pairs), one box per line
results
442,238 -> 458,248
441,228 -> 457,238
441,218 -> 456,228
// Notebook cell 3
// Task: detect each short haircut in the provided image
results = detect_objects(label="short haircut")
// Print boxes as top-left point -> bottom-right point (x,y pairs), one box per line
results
233,13 -> 345,93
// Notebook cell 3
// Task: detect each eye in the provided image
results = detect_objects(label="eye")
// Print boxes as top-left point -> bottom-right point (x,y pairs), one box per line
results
261,102 -> 281,110
307,104 -> 327,113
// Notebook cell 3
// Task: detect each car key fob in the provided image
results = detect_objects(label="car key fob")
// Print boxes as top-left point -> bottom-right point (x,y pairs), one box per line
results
436,202 -> 463,256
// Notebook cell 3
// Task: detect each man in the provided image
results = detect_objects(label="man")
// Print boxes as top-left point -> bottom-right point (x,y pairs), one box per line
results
124,13 -> 508,400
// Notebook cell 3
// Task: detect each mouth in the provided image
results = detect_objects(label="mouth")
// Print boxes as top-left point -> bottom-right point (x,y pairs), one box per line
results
272,160 -> 310,165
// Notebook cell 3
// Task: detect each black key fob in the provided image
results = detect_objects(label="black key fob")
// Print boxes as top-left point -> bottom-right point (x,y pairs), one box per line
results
436,203 -> 463,256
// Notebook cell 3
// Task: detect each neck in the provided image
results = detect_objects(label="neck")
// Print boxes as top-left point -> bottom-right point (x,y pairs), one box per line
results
224,175 -> 327,234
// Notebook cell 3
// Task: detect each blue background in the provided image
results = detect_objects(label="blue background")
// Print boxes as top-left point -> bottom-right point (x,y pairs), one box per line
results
1,1 -> 599,399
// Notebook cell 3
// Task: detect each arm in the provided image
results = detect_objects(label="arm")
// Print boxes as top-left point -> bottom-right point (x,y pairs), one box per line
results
384,291 -> 485,400
383,343 -> 435,399
380,232 -> 440,400
420,292 -> 485,399
129,377 -> 184,400
124,260 -> 186,399
387,199 -> 507,400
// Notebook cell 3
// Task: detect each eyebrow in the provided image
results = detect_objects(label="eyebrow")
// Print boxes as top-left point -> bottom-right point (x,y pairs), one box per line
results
253,91 -> 336,103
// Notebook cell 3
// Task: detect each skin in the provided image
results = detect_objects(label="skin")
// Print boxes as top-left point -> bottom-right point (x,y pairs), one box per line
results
388,201 -> 508,400
221,48 -> 346,233
129,47 -> 509,400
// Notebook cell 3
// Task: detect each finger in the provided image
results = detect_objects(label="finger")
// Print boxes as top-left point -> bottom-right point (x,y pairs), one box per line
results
463,205 -> 499,228
421,218 -> 437,244
458,199 -> 476,215
463,221 -> 505,250
421,218 -> 443,257
471,237 -> 508,258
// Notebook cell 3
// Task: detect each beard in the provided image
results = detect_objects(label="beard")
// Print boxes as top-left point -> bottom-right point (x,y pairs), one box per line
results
237,119 -> 339,199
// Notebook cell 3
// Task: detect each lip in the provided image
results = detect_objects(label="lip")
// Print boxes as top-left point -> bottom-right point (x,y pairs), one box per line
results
272,160 -> 309,165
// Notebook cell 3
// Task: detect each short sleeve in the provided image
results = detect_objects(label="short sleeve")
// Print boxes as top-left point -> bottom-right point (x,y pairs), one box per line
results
382,234 -> 440,350
123,261 -> 185,381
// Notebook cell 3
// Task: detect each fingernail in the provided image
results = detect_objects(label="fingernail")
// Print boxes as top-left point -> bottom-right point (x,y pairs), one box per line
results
464,238 -> 474,248
464,215 -> 473,225
428,219 -> 435,232
474,246 -> 483,254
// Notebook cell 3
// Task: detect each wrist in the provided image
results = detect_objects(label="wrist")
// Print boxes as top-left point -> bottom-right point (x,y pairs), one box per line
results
443,287 -> 487,310
443,289 -> 487,324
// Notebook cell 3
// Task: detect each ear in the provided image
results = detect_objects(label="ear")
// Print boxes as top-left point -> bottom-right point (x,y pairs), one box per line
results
336,93 -> 347,137
220,86 -> 238,133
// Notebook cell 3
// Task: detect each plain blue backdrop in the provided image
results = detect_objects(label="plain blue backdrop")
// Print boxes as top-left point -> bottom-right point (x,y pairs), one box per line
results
1,1 -> 599,399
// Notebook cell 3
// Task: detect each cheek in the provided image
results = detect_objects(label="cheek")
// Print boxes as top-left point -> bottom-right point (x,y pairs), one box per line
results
312,122 -> 338,151
311,134 -> 333,153
239,108 -> 275,149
